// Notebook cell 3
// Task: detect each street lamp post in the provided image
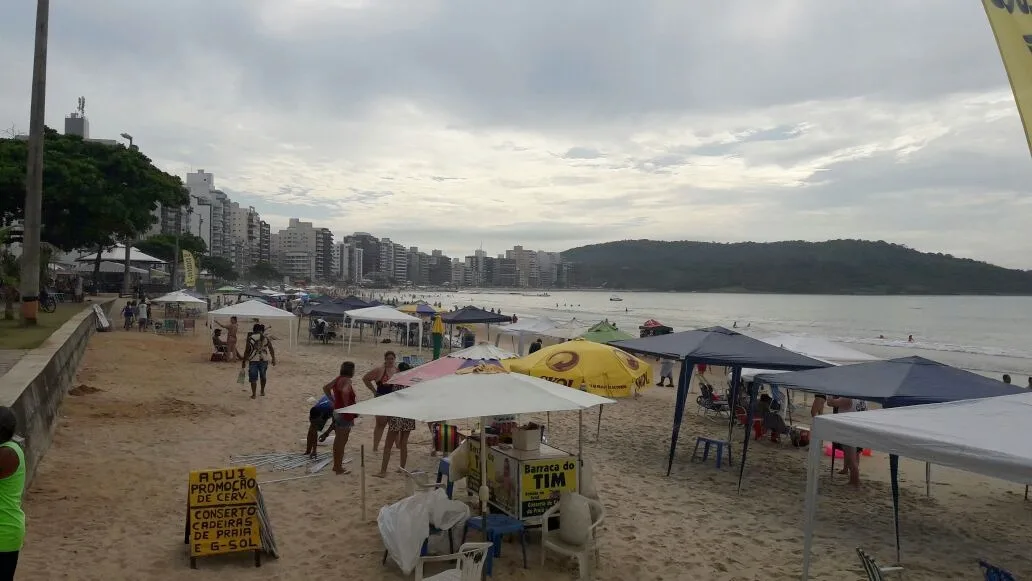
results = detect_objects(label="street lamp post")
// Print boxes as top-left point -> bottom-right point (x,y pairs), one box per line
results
19,0 -> 50,325
119,135 -> 134,298
171,206 -> 192,291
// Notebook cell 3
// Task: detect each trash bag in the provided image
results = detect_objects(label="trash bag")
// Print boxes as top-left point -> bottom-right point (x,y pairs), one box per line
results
378,488 -> 469,574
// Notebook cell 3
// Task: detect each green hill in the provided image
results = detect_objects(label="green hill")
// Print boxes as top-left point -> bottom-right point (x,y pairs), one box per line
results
561,239 -> 1032,295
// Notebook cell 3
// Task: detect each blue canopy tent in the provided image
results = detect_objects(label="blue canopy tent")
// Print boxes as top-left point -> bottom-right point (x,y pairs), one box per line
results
756,356 -> 1026,567
331,296 -> 372,310
611,326 -> 829,476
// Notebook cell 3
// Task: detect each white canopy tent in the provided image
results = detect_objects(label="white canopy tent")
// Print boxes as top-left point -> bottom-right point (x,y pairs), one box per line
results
494,316 -> 558,354
72,261 -> 148,275
207,299 -> 300,349
75,244 -> 166,264
337,369 -> 614,514
540,318 -> 591,341
800,392 -> 1032,580
152,290 -> 206,304
741,334 -> 878,380
343,305 -> 422,354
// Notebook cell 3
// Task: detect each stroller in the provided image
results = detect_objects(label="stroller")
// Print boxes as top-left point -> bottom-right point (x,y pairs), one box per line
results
696,380 -> 730,420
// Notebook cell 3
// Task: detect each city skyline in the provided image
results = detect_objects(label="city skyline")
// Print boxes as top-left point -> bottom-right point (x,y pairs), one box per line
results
2,3 -> 1032,267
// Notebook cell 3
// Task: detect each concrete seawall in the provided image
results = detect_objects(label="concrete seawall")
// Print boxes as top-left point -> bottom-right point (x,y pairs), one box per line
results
0,301 -> 112,484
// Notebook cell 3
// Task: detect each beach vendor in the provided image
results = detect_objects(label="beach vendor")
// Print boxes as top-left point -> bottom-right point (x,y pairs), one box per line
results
323,361 -> 357,474
305,395 -> 335,458
0,407 -> 25,580
241,324 -> 276,399
362,350 -> 399,452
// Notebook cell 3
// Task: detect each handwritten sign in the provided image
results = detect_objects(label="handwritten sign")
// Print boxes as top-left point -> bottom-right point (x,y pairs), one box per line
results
520,458 -> 577,519
186,466 -> 263,562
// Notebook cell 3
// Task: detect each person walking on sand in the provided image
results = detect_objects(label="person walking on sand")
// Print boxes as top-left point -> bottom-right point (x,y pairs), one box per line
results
657,358 -> 675,387
324,361 -> 357,474
363,351 -> 399,452
136,299 -> 148,332
374,362 -> 415,477
826,395 -> 867,486
216,316 -> 242,360
241,324 -> 276,399
0,407 -> 25,580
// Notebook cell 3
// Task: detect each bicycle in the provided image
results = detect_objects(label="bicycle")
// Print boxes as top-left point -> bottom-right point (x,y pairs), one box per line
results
39,293 -> 57,314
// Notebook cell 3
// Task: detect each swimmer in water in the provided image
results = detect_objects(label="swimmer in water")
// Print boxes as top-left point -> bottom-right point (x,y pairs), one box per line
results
908,334 -> 914,343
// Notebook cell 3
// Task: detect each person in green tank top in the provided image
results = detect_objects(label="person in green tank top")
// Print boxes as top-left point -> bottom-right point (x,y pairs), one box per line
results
0,407 -> 24,580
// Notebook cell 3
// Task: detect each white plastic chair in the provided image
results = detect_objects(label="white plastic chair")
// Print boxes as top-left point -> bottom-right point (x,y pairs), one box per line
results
402,468 -> 447,497
540,496 -> 605,581
415,541 -> 493,581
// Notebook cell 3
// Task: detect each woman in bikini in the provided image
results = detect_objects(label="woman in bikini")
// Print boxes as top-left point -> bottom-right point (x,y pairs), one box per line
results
362,351 -> 398,452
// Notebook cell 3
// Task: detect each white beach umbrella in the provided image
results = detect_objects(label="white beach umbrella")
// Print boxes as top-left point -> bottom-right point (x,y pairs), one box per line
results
337,368 -> 613,513
151,290 -> 206,304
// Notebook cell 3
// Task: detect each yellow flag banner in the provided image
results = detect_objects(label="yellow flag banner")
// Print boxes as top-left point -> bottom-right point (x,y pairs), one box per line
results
983,0 -> 1032,156
182,250 -> 198,288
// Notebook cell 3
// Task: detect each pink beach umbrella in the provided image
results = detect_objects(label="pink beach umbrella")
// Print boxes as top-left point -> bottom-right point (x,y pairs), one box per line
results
390,357 -> 504,387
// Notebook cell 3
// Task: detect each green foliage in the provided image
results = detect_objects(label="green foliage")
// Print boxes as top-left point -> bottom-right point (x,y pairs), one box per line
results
135,233 -> 207,262
247,261 -> 281,283
199,255 -> 237,281
562,239 -> 1032,295
0,128 -> 189,251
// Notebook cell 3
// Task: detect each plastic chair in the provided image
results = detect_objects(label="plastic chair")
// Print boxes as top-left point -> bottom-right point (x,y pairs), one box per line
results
691,437 -> 732,469
978,559 -> 1016,581
856,548 -> 903,580
436,458 -> 455,499
541,495 -> 605,581
462,514 -> 528,575
415,542 -> 494,581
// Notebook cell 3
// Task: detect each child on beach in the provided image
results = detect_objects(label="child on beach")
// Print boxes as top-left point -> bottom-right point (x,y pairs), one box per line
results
323,362 -> 357,474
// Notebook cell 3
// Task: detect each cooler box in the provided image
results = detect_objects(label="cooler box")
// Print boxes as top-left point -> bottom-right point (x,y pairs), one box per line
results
512,427 -> 541,451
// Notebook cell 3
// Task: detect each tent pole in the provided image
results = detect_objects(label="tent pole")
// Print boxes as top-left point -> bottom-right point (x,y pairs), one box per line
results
479,416 -> 489,515
800,421 -> 823,581
890,454 -> 902,565
577,409 -> 583,494
666,360 -> 693,476
596,406 -> 602,440
925,462 -> 931,497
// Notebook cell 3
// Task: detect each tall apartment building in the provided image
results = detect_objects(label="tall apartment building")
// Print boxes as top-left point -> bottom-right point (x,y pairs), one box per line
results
349,245 -> 364,283
259,220 -> 271,263
450,261 -> 467,286
378,238 -> 395,280
209,190 -> 232,260
429,254 -> 451,285
314,228 -> 334,281
344,232 -> 381,276
230,203 -> 264,275
393,243 -> 408,282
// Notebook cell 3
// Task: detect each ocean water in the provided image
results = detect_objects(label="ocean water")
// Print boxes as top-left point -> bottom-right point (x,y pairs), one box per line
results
390,290 -> 1032,380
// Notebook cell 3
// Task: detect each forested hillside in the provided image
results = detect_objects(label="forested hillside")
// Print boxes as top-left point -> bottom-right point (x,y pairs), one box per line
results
562,239 -> 1032,294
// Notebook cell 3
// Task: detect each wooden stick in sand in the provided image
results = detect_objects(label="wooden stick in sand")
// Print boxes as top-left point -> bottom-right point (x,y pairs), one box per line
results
360,444 -> 367,522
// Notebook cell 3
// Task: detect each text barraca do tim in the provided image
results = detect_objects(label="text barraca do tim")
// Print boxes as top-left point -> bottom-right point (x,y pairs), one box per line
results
524,460 -> 576,489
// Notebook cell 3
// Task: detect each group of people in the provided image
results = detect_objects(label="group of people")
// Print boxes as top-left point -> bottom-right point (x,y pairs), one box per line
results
120,300 -> 151,331
305,351 -> 419,477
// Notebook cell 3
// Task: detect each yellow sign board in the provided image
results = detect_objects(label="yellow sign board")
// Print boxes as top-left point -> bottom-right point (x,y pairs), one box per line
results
983,0 -> 1032,157
187,466 -> 262,558
520,458 -> 577,519
182,250 -> 198,288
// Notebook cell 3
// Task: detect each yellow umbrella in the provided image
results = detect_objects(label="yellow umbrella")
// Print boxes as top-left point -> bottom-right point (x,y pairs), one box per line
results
431,315 -> 444,335
398,302 -> 438,315
508,338 -> 652,398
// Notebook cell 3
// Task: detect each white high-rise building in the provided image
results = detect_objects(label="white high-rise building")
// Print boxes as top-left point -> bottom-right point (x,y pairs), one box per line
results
272,218 -> 318,280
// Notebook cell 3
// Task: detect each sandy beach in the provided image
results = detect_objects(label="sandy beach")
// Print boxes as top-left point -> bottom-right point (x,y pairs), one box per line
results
14,320 -> 1032,580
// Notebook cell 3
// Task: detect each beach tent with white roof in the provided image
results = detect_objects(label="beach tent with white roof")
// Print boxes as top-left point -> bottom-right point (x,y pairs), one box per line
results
494,316 -> 558,354
344,305 -> 422,353
75,244 -> 166,264
740,333 -> 878,380
207,299 -> 300,348
800,392 -> 1032,580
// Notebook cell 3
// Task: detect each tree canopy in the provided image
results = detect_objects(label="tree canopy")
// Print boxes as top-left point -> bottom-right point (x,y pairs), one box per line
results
562,239 -> 1032,295
200,255 -> 237,281
247,261 -> 281,283
135,233 -> 207,262
0,128 -> 188,252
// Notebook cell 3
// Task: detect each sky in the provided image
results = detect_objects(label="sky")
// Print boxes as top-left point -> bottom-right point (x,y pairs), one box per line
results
1,1 -> 1031,268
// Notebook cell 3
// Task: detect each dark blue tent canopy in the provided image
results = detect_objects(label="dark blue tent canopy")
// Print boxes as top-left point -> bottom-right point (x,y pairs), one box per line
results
758,356 -> 1024,565
755,356 -> 1024,407
331,296 -> 372,310
304,302 -> 352,318
440,306 -> 513,325
611,326 -> 829,476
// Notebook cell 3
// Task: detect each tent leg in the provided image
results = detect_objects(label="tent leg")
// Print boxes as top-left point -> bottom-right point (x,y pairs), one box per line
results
890,454 -> 902,565
666,361 -> 693,476
925,462 -> 931,497
577,410 -> 583,494
596,406 -> 602,440
800,427 -> 823,581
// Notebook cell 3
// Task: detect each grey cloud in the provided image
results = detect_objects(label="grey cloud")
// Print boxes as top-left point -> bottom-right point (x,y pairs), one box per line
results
562,147 -> 605,160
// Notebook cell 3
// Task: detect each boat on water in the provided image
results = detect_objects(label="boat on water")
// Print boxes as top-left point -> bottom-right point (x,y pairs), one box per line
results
609,295 -> 623,302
